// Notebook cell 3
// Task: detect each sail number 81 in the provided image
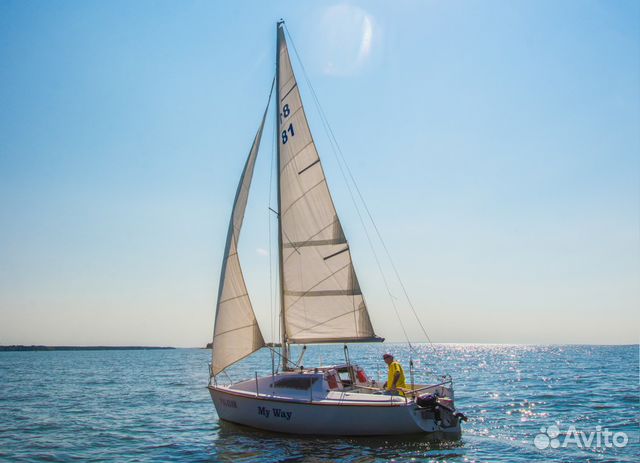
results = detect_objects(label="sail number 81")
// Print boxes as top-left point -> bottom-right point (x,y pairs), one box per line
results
282,123 -> 295,144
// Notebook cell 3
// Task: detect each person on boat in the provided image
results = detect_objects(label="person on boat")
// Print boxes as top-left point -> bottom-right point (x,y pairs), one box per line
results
382,353 -> 406,395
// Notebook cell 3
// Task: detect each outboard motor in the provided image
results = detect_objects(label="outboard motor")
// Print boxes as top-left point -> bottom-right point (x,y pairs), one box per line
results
416,393 -> 438,410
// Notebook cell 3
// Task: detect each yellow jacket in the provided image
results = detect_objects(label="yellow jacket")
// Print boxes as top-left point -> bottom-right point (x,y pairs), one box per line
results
386,361 -> 407,391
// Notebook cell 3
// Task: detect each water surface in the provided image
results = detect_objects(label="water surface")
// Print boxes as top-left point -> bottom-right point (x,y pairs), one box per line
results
1,344 -> 637,462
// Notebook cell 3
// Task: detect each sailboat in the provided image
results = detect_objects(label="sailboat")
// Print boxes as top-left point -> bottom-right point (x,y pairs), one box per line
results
208,21 -> 465,437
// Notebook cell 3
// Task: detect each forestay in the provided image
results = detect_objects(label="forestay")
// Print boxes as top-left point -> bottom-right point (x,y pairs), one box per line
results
276,26 -> 379,344
211,99 -> 270,375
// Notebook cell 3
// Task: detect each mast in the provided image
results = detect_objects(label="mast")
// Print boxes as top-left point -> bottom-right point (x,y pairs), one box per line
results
275,19 -> 289,369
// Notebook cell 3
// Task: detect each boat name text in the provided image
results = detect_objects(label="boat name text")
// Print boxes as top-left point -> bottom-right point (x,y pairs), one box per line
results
257,406 -> 292,421
219,398 -> 237,408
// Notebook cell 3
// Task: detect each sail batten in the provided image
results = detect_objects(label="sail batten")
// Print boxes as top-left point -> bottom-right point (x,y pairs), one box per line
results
285,289 -> 361,297
211,92 -> 272,375
276,25 -> 378,345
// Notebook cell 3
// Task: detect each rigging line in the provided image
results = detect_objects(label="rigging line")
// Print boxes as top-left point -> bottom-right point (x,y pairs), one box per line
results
283,25 -> 412,348
264,344 -> 297,369
264,76 -> 274,345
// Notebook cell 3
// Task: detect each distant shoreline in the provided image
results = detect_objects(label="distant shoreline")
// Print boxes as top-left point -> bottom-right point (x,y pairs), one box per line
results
1,343 -> 636,352
0,345 -> 176,352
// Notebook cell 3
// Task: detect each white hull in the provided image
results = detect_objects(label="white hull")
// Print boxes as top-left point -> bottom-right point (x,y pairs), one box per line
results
209,384 -> 462,437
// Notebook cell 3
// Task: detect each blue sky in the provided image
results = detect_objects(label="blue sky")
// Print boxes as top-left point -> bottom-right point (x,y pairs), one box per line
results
0,1 -> 638,346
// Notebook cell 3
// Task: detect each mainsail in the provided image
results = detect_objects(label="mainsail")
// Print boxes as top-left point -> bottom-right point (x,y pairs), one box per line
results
211,98 -> 270,375
276,24 -> 380,344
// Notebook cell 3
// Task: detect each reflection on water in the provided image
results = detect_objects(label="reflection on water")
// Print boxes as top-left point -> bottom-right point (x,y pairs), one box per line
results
213,420 -> 465,463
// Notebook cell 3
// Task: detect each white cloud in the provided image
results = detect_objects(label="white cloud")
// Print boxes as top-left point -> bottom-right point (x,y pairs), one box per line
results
357,15 -> 373,64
